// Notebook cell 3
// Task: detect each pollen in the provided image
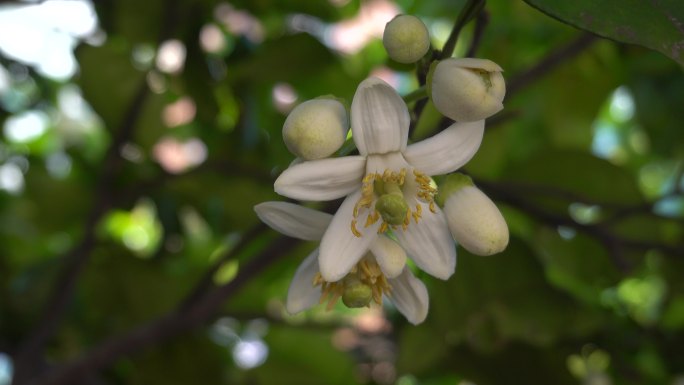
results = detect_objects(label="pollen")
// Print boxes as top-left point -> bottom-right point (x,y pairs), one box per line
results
312,257 -> 392,310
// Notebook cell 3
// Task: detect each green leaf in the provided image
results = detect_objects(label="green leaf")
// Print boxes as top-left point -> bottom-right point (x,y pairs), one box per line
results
523,0 -> 684,66
503,149 -> 644,207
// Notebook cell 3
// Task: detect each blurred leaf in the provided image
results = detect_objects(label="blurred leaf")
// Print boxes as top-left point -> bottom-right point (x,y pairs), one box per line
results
503,149 -> 644,209
226,33 -> 336,84
523,0 -> 684,66
76,40 -> 146,132
126,333 -> 226,385
533,227 -> 620,305
255,325 -> 356,385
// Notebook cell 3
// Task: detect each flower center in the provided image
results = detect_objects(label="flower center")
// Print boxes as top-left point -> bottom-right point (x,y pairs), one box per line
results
351,168 -> 437,237
312,257 -> 391,310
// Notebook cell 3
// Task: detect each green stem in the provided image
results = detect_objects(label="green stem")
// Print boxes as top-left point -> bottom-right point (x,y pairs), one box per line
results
439,0 -> 486,60
403,85 -> 428,103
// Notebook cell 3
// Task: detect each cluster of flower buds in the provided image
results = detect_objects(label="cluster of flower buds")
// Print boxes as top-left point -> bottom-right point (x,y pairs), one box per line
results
255,13 -> 508,324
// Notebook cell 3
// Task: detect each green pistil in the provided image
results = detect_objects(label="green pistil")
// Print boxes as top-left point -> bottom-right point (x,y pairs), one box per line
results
375,181 -> 409,226
342,275 -> 372,308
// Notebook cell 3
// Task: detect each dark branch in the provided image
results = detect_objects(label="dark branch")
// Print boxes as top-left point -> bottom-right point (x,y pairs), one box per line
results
507,32 -> 597,98
35,235 -> 299,385
12,0 -> 181,380
12,80 -> 150,384
465,10 -> 489,57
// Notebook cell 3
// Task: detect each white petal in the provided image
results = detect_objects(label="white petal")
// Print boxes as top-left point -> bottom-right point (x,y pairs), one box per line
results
388,267 -> 429,325
365,151 -> 410,175
254,201 -> 332,241
286,249 -> 321,314
370,235 -> 406,279
449,57 -> 503,72
403,120 -> 484,176
395,204 -> 456,280
351,77 -> 409,156
319,189 -> 380,281
274,156 -> 366,201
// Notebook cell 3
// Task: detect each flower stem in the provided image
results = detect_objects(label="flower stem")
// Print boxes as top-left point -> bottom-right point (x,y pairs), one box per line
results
403,85 -> 427,103
439,0 -> 486,60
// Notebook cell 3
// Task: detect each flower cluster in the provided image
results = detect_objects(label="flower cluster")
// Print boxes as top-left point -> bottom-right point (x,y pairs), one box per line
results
255,15 -> 508,325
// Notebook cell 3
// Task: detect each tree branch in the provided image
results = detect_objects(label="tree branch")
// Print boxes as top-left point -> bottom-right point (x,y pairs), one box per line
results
507,32 -> 597,98
12,80 -> 150,384
477,179 -> 684,271
34,235 -> 299,385
439,0 -> 486,60
12,0 -> 181,380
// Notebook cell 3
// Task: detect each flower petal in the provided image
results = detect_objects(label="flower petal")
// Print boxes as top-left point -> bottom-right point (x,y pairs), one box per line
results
403,120 -> 484,176
254,201 -> 332,241
395,204 -> 456,280
351,77 -> 409,156
319,189 -> 380,281
388,267 -> 429,325
370,235 -> 406,279
286,249 -> 321,314
274,156 -> 366,201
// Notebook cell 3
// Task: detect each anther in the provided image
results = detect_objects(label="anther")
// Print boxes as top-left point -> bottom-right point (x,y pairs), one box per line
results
351,220 -> 362,237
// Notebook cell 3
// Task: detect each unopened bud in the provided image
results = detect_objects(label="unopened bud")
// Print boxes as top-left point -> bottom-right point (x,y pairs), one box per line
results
383,15 -> 430,64
430,58 -> 505,122
282,98 -> 348,160
440,174 -> 508,256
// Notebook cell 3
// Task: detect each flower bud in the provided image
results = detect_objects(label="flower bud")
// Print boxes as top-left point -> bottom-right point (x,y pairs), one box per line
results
382,15 -> 430,64
430,58 -> 505,122
282,98 -> 348,160
439,173 -> 508,256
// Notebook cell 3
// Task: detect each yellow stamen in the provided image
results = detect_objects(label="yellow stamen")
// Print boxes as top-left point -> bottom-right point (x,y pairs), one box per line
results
313,257 -> 392,310
351,220 -> 362,237
378,222 -> 388,234
351,168 -> 439,237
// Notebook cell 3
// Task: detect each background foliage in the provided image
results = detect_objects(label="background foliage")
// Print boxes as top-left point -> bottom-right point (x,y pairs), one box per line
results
0,0 -> 683,384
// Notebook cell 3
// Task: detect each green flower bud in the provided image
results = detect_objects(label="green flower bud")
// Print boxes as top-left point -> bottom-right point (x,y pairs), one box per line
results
375,193 -> 409,226
342,276 -> 373,308
430,58 -> 506,122
282,99 -> 348,160
440,174 -> 508,256
383,15 -> 430,64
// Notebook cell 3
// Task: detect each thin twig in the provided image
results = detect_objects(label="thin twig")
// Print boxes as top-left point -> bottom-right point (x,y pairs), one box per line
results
466,9 -> 489,57
507,32 -> 597,98
477,180 -> 684,270
439,0 -> 486,60
178,222 -> 269,311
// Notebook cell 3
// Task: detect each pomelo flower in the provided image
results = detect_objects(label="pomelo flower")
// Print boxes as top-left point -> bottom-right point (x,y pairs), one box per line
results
274,77 -> 485,282
255,201 -> 429,324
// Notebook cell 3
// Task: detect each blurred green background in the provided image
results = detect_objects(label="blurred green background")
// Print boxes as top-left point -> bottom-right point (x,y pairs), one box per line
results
0,0 -> 683,384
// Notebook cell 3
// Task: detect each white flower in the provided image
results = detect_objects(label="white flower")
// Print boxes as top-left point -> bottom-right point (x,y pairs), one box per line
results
274,77 -> 485,282
430,58 -> 505,122
255,201 -> 429,325
438,173 -> 508,256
